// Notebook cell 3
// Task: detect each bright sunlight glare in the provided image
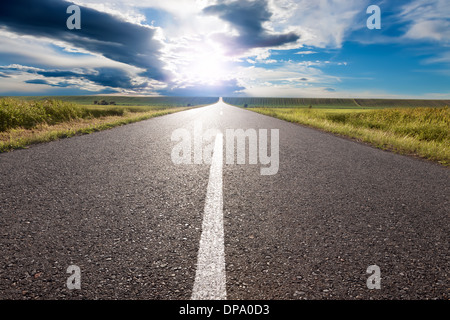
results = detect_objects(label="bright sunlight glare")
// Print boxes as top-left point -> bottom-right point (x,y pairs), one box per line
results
178,43 -> 230,85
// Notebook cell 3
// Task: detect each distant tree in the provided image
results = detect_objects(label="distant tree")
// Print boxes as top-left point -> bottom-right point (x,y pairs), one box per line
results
187,103 -> 191,107
309,105 -> 312,109
93,100 -> 98,105
99,100 -> 108,105
244,104 -> 248,108
109,101 -> 116,105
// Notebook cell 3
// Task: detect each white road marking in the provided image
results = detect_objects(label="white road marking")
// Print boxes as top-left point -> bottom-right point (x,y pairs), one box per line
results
191,132 -> 226,300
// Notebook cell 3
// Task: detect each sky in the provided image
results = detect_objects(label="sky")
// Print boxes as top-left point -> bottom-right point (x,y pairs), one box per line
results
0,0 -> 449,98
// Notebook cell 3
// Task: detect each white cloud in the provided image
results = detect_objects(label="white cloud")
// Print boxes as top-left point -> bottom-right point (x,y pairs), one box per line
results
268,0 -> 371,48
400,0 -> 450,43
295,50 -> 317,55
400,0 -> 449,21
405,20 -> 450,42
233,60 -> 341,91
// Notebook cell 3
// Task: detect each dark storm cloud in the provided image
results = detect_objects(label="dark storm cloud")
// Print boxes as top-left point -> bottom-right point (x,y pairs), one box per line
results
36,70 -> 80,78
203,0 -> 300,53
84,68 -> 148,89
25,79 -> 71,87
37,68 -> 148,89
1,65 -> 147,90
0,0 -> 168,81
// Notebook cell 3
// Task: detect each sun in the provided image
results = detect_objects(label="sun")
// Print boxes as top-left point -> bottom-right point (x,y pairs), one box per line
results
177,43 -> 230,85
183,54 -> 229,84
188,56 -> 226,83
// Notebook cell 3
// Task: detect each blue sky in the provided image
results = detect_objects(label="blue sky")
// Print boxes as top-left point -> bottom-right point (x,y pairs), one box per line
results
0,0 -> 449,98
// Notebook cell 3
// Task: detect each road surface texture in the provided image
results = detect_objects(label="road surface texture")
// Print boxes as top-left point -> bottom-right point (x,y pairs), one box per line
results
0,100 -> 448,300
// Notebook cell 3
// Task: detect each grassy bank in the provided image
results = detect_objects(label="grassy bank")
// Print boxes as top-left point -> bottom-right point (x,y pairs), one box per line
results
250,107 -> 449,166
0,98 -> 188,152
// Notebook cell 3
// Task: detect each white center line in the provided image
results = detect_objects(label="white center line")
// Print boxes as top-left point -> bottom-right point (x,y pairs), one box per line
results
191,132 -> 226,300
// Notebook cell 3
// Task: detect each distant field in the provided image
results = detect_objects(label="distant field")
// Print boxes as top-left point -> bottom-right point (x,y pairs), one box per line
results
0,97 -> 192,152
8,96 -> 219,107
223,97 -> 450,109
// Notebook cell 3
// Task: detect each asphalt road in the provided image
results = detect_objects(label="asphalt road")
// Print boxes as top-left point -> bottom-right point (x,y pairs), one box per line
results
0,100 -> 448,300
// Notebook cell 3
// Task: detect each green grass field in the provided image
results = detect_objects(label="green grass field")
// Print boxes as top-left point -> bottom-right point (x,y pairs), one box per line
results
10,96 -> 219,107
0,97 -> 195,152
